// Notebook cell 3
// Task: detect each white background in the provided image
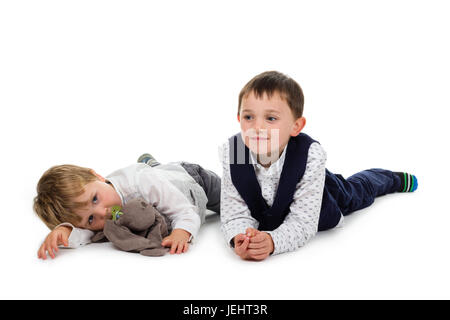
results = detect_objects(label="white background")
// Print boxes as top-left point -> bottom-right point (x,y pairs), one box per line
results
1,0 -> 449,299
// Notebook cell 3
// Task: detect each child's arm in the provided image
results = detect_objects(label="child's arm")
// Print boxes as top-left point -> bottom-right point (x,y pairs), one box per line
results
56,223 -> 94,248
137,171 -> 201,240
37,223 -> 94,259
219,143 -> 260,247
265,143 -> 327,255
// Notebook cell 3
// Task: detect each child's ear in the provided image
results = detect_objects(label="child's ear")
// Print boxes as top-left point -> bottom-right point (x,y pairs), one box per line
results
90,169 -> 106,182
290,117 -> 306,137
237,113 -> 241,122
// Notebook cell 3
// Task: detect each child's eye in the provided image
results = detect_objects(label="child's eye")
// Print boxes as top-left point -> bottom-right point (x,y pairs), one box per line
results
92,195 -> 98,204
267,116 -> 277,121
243,115 -> 253,121
88,215 -> 94,225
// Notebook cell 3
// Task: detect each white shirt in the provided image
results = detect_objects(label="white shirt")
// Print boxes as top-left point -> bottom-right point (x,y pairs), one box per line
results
59,163 -> 201,248
219,140 -> 337,255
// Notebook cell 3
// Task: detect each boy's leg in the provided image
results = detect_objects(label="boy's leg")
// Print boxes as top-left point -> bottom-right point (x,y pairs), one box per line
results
325,168 -> 412,216
180,162 -> 221,213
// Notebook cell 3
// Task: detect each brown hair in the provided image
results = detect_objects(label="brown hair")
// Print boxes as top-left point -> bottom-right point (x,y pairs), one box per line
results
33,164 -> 98,230
238,71 -> 304,119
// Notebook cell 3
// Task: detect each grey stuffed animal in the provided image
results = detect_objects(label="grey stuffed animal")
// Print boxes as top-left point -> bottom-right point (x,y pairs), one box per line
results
91,198 -> 171,256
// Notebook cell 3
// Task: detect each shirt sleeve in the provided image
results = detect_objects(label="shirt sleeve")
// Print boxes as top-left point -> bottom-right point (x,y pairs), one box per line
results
136,170 -> 201,239
219,143 -> 259,246
56,222 -> 94,248
266,142 -> 327,255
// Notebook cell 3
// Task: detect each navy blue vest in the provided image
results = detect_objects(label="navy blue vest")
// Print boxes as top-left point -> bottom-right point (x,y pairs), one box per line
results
229,133 -> 341,232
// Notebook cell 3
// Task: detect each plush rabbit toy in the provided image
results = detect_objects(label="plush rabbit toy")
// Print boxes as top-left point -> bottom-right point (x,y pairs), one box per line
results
92,198 -> 171,256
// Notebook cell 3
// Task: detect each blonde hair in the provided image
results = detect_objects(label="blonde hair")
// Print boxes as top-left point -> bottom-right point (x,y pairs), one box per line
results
33,164 -> 98,229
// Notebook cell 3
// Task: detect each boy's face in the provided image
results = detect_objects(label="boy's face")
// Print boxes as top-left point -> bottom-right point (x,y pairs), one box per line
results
73,173 -> 122,231
238,91 -> 305,166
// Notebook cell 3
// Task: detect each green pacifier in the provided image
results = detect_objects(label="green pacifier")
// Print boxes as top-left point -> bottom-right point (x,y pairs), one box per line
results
111,205 -> 124,221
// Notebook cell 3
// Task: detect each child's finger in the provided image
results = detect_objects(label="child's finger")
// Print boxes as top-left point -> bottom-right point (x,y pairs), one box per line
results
247,240 -> 266,249
248,247 -> 270,257
38,244 -> 44,259
51,235 -> 59,253
41,244 -> 50,259
41,245 -> 49,260
245,228 -> 258,237
48,247 -> 55,259
249,232 -> 266,243
183,242 -> 189,253
50,241 -> 59,258
236,233 -> 249,245
239,236 -> 250,251
58,233 -> 69,247
170,242 -> 177,254
176,242 -> 184,254
38,246 -> 44,260
234,234 -> 244,246
234,234 -> 250,258
161,238 -> 171,247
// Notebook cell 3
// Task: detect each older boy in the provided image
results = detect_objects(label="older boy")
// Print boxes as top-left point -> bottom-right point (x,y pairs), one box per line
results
220,71 -> 417,261
35,157 -> 220,259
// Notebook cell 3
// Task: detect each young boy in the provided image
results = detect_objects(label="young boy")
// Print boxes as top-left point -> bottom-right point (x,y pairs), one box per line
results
220,71 -> 418,261
35,156 -> 221,259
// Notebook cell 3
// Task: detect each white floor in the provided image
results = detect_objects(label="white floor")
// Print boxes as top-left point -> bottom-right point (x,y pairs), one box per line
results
1,1 -> 449,299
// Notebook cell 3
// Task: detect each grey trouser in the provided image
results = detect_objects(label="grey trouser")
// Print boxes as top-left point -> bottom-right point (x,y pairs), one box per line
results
179,162 -> 221,214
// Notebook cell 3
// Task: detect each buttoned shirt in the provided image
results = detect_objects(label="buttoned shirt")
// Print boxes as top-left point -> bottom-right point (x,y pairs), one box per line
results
58,163 -> 203,248
219,140 -> 337,255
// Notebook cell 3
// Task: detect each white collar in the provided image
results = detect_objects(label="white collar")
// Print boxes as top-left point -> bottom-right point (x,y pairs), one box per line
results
250,146 -> 287,174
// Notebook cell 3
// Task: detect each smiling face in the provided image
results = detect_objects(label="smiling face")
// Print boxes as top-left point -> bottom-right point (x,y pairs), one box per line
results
239,91 -> 306,167
73,174 -> 122,231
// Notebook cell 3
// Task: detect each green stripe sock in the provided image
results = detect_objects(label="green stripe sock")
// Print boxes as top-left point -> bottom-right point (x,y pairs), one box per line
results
396,172 -> 418,192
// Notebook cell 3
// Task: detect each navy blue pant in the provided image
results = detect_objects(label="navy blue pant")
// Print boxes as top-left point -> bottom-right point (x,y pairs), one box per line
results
319,168 -> 401,231
177,162 -> 400,231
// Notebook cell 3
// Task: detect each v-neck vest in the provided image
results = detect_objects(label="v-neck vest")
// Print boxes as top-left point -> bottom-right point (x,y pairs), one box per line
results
228,133 -> 341,231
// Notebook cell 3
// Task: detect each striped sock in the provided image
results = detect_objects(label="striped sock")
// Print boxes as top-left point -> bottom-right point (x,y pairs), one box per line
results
137,153 -> 161,167
395,172 -> 418,192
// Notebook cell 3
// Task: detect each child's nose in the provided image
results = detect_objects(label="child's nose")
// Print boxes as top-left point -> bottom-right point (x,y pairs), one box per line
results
97,207 -> 110,219
104,207 -> 111,219
254,119 -> 266,131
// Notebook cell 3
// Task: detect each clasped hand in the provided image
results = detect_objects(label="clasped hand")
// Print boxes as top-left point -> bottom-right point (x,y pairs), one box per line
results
233,228 -> 274,261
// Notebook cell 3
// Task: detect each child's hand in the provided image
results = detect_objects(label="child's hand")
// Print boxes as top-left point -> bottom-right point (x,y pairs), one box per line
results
246,228 -> 274,261
161,229 -> 191,254
38,225 -> 71,260
233,228 -> 257,260
233,228 -> 274,261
